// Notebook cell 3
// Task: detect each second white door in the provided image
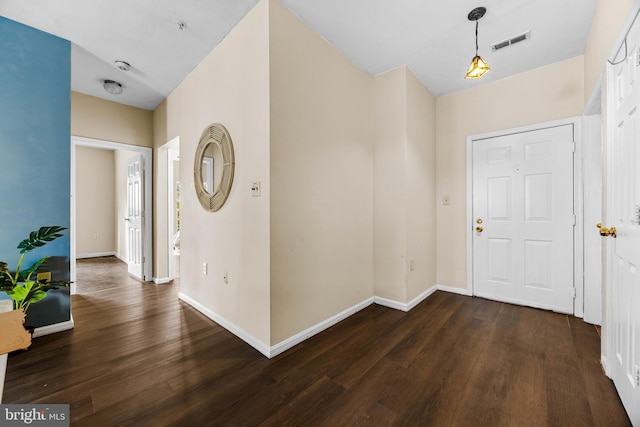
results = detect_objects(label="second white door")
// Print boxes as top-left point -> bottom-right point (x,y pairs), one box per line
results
127,154 -> 144,280
472,125 -> 575,313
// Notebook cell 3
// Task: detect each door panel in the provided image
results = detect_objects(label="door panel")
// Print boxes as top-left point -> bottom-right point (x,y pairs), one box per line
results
127,155 -> 144,280
472,125 -> 575,313
606,14 -> 640,422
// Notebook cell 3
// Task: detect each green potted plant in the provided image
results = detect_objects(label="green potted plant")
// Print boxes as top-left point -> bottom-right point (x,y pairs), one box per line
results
0,226 -> 70,315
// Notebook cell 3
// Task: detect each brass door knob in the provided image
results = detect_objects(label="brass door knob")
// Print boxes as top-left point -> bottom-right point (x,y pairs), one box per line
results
476,226 -> 483,232
597,223 -> 617,238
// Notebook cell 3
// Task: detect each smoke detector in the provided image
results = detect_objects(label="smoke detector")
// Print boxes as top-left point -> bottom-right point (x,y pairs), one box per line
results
115,61 -> 131,72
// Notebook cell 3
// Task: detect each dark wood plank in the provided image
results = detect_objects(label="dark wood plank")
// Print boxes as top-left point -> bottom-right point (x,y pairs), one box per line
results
3,257 -> 631,426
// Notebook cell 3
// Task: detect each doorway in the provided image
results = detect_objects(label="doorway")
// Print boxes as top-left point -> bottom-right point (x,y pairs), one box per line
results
168,147 -> 180,280
70,136 -> 153,293
467,118 -> 582,314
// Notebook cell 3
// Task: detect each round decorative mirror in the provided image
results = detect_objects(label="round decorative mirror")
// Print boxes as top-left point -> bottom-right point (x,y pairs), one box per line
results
194,123 -> 235,212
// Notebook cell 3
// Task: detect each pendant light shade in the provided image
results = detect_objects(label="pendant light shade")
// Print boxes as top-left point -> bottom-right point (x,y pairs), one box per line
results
465,7 -> 490,79
465,55 -> 490,79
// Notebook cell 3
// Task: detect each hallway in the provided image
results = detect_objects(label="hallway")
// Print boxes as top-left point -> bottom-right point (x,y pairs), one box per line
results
3,257 -> 632,426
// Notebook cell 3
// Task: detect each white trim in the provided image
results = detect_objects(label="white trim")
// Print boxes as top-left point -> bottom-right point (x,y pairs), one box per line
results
374,286 -> 439,312
574,120 -> 585,319
180,287 -> 483,359
32,318 -> 74,338
374,296 -> 409,312
167,144 -> 180,281
466,117 -> 583,317
71,136 -> 153,283
408,286 -> 439,309
153,277 -> 172,285
584,75 -> 603,116
601,355 -> 610,378
437,284 -> 472,296
581,110 -> 604,325
178,292 -> 271,357
270,297 -> 375,358
76,251 -> 117,259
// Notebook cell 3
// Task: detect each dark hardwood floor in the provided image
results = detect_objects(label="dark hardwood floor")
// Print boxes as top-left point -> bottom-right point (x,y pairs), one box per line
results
4,257 -> 631,426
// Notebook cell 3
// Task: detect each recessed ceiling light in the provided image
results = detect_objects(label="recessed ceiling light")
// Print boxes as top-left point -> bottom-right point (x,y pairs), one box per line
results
103,80 -> 123,95
115,61 -> 131,72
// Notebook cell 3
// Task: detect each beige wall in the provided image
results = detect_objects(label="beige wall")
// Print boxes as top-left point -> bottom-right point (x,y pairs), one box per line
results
154,0 -> 271,344
68,0 -> 638,353
373,67 -> 437,303
405,70 -> 437,300
71,91 -> 158,272
71,92 -> 153,147
75,146 -> 116,256
373,68 -> 408,302
584,0 -> 636,101
435,56 -> 585,289
153,102 -> 182,280
269,0 -> 374,344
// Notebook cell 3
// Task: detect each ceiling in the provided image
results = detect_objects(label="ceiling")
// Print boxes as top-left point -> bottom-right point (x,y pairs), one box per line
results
0,0 -> 598,111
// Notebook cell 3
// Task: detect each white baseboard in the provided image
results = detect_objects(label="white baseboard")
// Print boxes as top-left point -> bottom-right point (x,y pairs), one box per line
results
601,355 -> 610,377
374,287 -> 437,312
32,317 -> 74,338
179,286 -> 473,359
76,251 -> 117,259
408,286 -> 439,310
270,297 -> 374,358
178,292 -> 271,357
437,284 -> 472,296
374,285 -> 465,312
374,296 -> 409,312
153,277 -> 173,285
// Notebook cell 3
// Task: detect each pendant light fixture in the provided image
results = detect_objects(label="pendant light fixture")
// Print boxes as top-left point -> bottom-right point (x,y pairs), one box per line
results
465,7 -> 490,79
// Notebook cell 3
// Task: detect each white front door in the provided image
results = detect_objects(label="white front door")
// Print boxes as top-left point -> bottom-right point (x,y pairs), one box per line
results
472,125 -> 575,313
605,13 -> 640,423
127,154 -> 144,280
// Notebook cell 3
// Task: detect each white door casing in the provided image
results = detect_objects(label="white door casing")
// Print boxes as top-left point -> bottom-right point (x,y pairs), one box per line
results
471,125 -> 575,314
127,154 -> 144,280
71,136 -> 153,287
605,8 -> 640,423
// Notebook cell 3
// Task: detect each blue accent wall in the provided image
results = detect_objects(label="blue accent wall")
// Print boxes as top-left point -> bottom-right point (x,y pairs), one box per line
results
0,17 -> 71,327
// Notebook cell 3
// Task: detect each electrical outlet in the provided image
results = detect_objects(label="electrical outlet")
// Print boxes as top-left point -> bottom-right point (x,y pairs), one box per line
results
36,272 -> 51,283
409,259 -> 415,271
202,263 -> 208,275
223,272 -> 229,284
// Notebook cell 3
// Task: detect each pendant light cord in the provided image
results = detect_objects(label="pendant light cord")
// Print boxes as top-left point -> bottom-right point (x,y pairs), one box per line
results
475,20 -> 479,56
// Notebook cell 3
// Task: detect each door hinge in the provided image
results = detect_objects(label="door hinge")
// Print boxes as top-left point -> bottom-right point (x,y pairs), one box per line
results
571,287 -> 576,298
572,215 -> 577,226
572,142 -> 576,153
634,365 -> 640,387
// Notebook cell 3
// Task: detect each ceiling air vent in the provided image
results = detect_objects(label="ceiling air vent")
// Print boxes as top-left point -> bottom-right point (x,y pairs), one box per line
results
491,31 -> 531,52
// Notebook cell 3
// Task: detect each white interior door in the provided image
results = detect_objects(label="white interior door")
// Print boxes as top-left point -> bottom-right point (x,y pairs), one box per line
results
127,154 -> 144,279
606,13 -> 640,423
472,125 -> 575,313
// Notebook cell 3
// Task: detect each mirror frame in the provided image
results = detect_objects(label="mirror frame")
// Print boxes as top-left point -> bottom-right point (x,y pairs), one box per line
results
194,123 -> 235,212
